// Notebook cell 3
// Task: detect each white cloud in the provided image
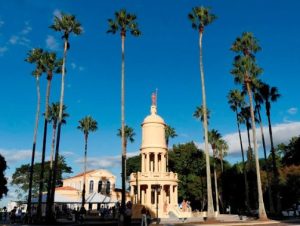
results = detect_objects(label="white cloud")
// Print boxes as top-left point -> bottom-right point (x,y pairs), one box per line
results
9,35 -> 18,44
8,22 -> 32,48
0,46 -> 8,55
61,151 -> 76,157
287,107 -> 298,115
75,155 -> 121,169
21,21 -> 32,35
195,121 -> 300,157
46,35 -> 59,50
53,9 -> 62,18
0,149 -> 41,165
71,62 -> 85,72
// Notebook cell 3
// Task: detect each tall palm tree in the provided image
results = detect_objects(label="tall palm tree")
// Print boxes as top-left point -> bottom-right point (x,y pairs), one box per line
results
231,32 -> 268,220
208,129 -> 221,215
165,125 -> 177,172
227,89 -> 250,210
49,12 -> 82,212
188,6 -> 216,218
258,82 -> 281,212
107,9 -> 141,211
253,85 -> 275,214
77,116 -> 98,207
25,48 -> 44,220
46,103 -> 68,219
34,51 -> 63,220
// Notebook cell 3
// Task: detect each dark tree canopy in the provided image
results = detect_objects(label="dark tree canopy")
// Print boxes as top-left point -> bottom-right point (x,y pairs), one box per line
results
11,155 -> 72,198
0,154 -> 8,200
279,136 -> 300,166
168,142 -> 207,209
126,155 -> 141,177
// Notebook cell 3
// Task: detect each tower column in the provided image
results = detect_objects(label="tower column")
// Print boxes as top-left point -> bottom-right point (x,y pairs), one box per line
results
145,153 -> 150,172
146,185 -> 151,204
141,188 -> 145,204
174,185 -> 178,206
141,153 -> 145,172
155,153 -> 158,172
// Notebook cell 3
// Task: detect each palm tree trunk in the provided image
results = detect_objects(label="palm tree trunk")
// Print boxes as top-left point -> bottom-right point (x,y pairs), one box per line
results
27,76 -> 41,222
50,39 -> 68,215
213,155 -> 219,215
236,110 -> 250,211
46,123 -> 57,221
42,77 -> 54,220
37,75 -> 52,220
82,134 -> 88,207
266,106 -> 280,213
246,81 -> 268,220
257,107 -> 274,213
37,120 -> 48,220
199,31 -> 214,218
121,34 -> 126,212
220,150 -> 223,173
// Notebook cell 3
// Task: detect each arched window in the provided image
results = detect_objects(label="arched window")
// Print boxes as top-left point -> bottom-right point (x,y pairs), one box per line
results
106,180 -> 110,194
98,181 -> 102,193
89,180 -> 94,193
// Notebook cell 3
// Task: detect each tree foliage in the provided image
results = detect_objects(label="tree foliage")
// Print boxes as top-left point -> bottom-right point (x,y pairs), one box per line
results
11,155 -> 72,198
126,155 -> 141,177
0,154 -> 8,200
168,142 -> 207,209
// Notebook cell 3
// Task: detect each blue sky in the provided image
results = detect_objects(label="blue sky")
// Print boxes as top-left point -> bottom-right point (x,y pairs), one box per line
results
1,0 -> 300,207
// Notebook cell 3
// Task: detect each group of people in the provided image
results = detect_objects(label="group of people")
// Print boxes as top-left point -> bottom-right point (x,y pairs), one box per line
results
0,206 -> 25,224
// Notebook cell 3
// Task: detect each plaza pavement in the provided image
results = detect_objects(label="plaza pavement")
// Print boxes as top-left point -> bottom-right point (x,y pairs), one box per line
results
1,215 -> 299,226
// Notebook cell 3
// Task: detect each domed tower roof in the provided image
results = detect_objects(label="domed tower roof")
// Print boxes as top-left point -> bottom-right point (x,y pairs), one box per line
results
142,106 -> 165,125
142,92 -> 165,125
141,92 -> 166,149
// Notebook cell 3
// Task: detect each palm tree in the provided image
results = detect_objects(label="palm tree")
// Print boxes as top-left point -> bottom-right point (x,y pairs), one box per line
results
49,12 -> 82,212
208,129 -> 221,214
231,32 -> 267,220
216,139 -> 228,173
188,6 -> 216,218
77,116 -> 98,207
258,82 -> 281,212
165,125 -> 177,172
25,48 -> 44,220
208,129 -> 221,215
117,125 -> 135,149
216,138 -> 228,214
227,89 -> 250,210
46,103 -> 68,219
193,105 -> 210,124
239,106 -> 254,165
107,9 -> 141,210
117,125 -> 136,179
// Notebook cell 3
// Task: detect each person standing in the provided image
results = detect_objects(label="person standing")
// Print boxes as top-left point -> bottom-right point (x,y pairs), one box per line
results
141,206 -> 147,226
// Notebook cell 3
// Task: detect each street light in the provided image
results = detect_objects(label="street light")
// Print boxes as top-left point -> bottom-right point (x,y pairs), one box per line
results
154,184 -> 161,224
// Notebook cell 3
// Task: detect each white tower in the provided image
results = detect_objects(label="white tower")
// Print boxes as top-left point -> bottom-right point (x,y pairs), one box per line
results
129,93 -> 178,218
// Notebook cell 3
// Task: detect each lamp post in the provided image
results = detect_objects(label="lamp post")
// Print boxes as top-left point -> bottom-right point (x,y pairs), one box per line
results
154,184 -> 161,224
